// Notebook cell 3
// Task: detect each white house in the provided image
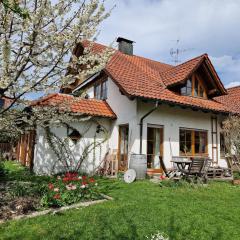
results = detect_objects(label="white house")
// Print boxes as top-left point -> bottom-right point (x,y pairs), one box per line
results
17,37 -> 240,175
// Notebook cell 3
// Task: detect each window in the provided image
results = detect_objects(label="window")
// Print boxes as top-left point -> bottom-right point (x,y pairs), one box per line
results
94,80 -> 108,100
180,128 -> 208,156
181,79 -> 192,96
180,75 -> 207,98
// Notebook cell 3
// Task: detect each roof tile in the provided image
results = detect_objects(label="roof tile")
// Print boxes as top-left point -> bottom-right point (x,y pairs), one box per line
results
31,93 -> 117,119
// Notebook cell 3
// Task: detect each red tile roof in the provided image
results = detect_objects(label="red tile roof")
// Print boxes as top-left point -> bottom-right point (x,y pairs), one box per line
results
31,93 -> 117,119
160,54 -> 206,86
78,41 -> 231,114
214,86 -> 240,114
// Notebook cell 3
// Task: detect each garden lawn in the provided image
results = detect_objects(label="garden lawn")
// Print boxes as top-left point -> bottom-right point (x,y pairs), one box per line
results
1,173 -> 240,239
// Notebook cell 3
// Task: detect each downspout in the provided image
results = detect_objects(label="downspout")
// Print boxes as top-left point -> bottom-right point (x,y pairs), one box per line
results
139,100 -> 159,154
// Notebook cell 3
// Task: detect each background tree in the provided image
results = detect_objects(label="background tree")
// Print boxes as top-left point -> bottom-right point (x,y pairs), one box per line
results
1,0 -> 29,18
222,115 -> 240,160
0,0 -> 114,142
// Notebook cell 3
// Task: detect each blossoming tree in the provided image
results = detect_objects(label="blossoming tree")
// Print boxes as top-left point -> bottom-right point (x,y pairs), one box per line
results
1,0 -> 29,18
0,0 -> 113,135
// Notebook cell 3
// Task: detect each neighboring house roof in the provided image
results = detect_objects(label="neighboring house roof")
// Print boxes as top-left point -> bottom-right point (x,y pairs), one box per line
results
31,93 -> 117,119
214,86 -> 240,114
74,41 -> 232,114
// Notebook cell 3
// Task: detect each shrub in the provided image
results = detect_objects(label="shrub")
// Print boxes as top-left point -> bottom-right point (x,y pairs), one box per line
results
41,172 -> 101,208
9,182 -> 48,198
0,161 -> 5,177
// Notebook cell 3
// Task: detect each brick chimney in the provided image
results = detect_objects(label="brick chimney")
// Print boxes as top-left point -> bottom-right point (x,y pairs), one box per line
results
116,37 -> 135,55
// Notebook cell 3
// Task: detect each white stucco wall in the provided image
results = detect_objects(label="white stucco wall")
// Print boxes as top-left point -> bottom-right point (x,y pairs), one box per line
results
132,101 -> 226,168
106,78 -> 137,162
83,78 -> 138,166
33,118 -> 113,175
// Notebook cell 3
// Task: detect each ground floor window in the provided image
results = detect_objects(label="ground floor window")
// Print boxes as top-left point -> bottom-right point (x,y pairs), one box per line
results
180,128 -> 208,156
147,125 -> 163,169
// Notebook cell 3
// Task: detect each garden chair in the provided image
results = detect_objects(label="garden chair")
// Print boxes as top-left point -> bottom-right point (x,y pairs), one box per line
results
180,157 -> 212,183
159,156 -> 176,178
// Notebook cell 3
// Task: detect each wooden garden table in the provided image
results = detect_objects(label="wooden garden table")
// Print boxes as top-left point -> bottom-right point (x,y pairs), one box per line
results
171,159 -> 192,170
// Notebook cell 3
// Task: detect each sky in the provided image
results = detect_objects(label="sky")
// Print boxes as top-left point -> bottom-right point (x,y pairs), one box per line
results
97,0 -> 240,88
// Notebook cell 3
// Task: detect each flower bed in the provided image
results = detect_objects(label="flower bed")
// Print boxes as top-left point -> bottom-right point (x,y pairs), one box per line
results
41,172 -> 102,208
0,161 -> 105,220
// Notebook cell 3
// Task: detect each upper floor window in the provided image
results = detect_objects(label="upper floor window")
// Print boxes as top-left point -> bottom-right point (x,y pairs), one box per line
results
94,79 -> 108,100
181,79 -> 192,96
180,76 -> 207,99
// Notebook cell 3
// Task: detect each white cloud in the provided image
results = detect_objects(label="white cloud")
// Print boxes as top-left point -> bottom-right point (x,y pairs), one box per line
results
210,55 -> 240,86
99,0 -> 240,87
225,81 -> 240,88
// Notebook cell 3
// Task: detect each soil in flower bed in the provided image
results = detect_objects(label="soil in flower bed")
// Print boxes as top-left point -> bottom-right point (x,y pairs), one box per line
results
0,182 -> 41,220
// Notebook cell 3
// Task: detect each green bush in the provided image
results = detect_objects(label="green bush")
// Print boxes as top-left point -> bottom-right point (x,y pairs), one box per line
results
9,182 -> 48,198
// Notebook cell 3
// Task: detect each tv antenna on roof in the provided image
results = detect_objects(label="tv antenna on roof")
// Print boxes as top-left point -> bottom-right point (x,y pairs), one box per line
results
170,39 -> 193,65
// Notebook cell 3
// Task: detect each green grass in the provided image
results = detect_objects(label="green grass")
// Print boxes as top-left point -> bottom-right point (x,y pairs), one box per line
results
1,163 -> 240,239
1,161 -> 51,183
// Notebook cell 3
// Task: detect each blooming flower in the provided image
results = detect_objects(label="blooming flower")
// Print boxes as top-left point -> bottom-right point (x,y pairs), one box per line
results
57,176 -> 61,180
82,176 -> 87,181
66,184 -> 77,190
53,194 -> 61,199
160,175 -> 166,180
53,188 -> 59,192
80,184 -> 86,189
48,183 -> 54,190
89,178 -> 95,183
82,181 -> 87,186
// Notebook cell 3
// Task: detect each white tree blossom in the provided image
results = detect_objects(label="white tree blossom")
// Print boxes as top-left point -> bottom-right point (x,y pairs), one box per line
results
0,0 -> 114,114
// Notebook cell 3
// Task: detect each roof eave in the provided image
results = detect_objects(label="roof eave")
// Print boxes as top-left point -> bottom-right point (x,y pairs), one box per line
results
136,96 -> 232,116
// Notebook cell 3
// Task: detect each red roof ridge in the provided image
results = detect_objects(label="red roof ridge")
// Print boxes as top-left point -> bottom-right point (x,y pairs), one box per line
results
162,53 -> 207,74
83,39 -> 172,70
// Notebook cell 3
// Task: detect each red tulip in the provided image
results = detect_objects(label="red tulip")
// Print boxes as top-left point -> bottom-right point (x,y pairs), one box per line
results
48,183 -> 54,190
53,194 -> 61,199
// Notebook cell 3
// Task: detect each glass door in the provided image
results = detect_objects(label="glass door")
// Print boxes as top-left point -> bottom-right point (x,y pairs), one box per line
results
118,125 -> 129,171
147,126 -> 163,169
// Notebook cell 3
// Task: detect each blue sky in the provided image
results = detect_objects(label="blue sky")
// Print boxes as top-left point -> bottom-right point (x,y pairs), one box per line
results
97,0 -> 240,88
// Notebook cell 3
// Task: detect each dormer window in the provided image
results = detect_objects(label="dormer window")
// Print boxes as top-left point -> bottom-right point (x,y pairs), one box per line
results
180,75 -> 207,99
181,79 -> 192,96
94,79 -> 108,100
